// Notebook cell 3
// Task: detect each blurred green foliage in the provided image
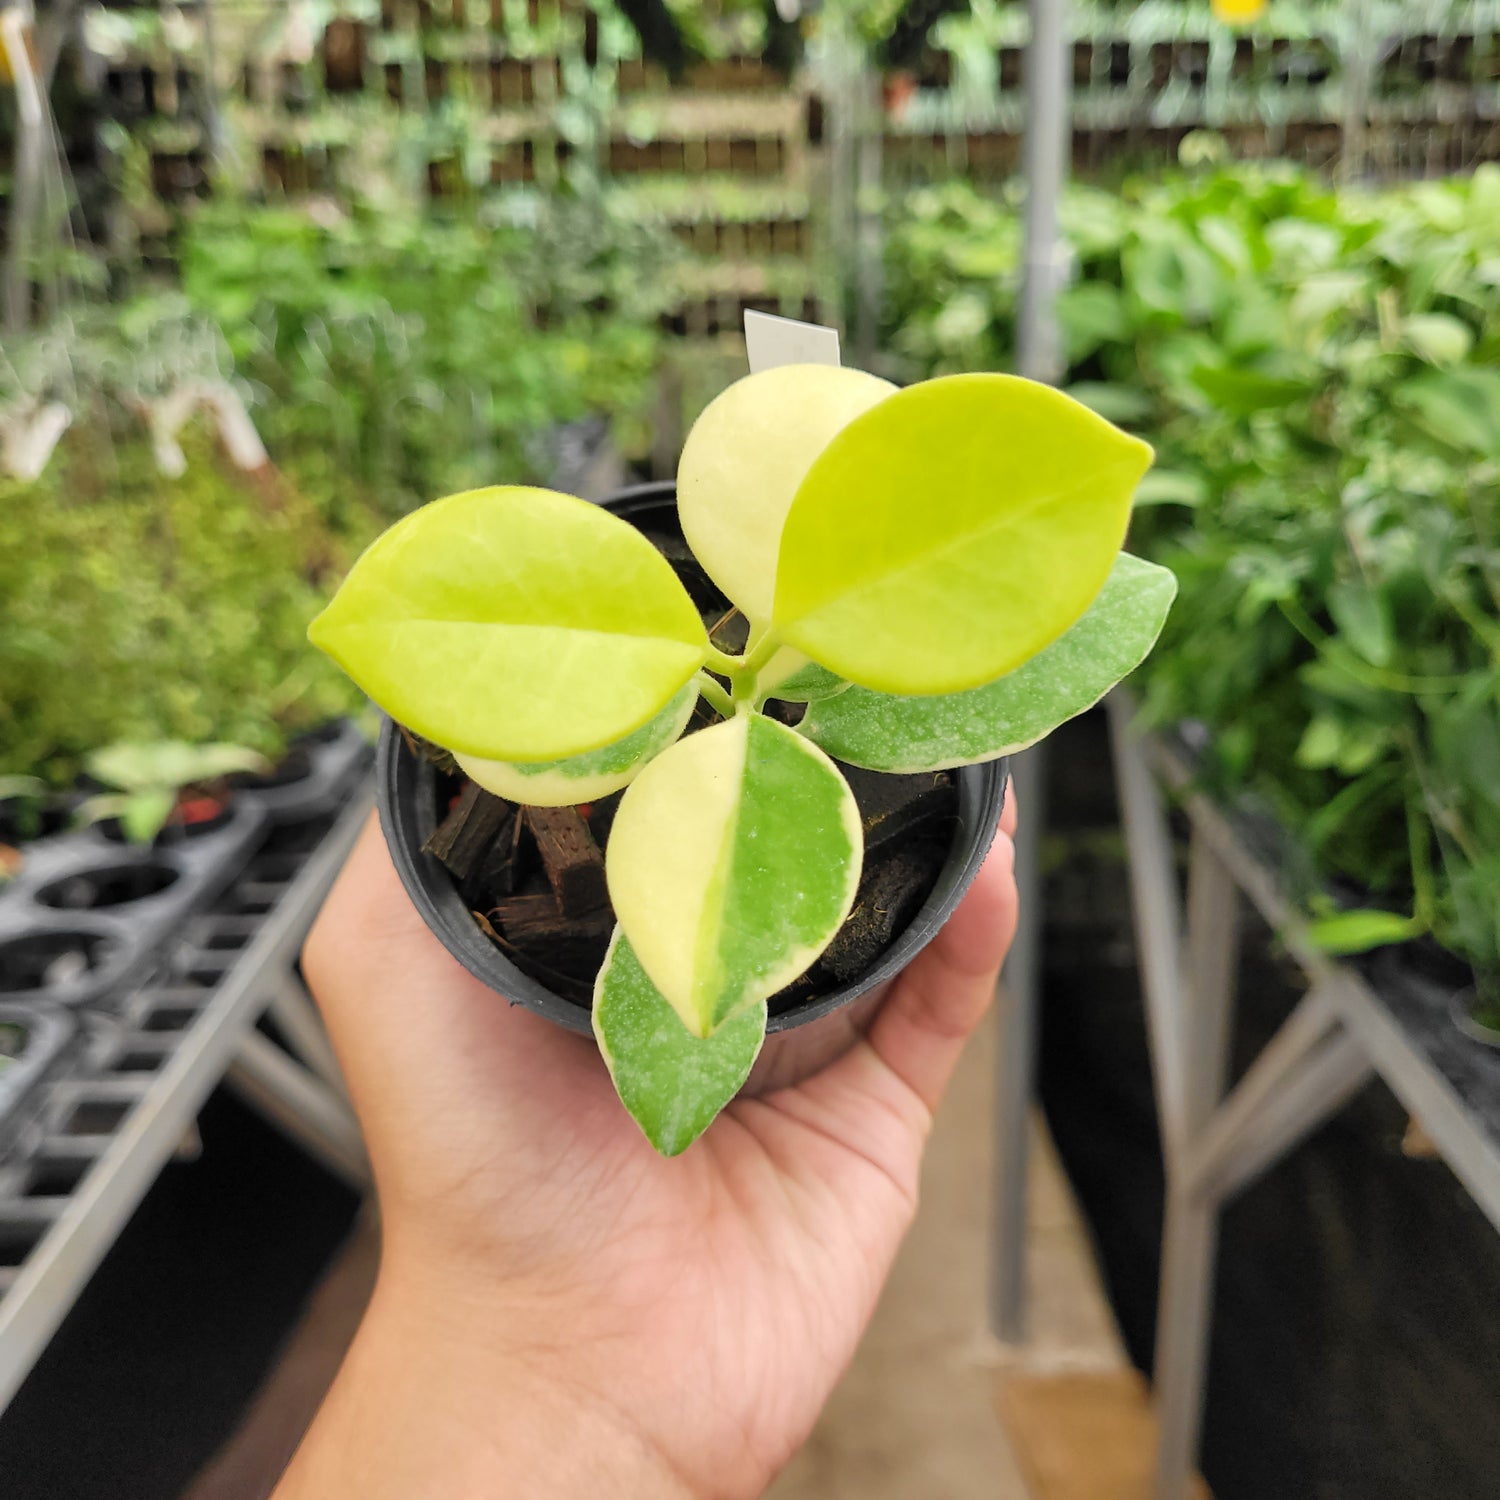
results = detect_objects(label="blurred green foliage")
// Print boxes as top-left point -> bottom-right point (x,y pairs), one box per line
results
884,160 -> 1500,993
0,433 -> 374,787
177,191 -> 676,514
1,189 -> 678,788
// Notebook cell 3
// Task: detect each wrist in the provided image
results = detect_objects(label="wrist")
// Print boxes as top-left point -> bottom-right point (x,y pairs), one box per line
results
276,1263 -> 703,1500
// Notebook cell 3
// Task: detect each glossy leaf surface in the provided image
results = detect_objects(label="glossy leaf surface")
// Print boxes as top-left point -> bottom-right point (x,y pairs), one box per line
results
676,365 -> 895,625
800,554 -> 1176,771
773,375 -> 1154,695
593,932 -> 766,1157
309,486 -> 708,761
606,715 -> 862,1037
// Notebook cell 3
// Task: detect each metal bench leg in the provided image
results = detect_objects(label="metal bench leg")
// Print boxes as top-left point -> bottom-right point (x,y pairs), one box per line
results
267,972 -> 348,1097
992,744 -> 1045,1341
227,1031 -> 369,1191
1152,1186 -> 1218,1500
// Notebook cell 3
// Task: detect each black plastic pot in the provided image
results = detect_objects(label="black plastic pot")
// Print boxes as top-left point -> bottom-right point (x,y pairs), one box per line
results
377,483 -> 1008,1096
0,794 -> 74,849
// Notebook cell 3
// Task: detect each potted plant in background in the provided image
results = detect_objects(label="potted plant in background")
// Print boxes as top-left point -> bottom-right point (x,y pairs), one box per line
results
310,363 -> 1175,1153
0,776 -> 60,882
77,741 -> 268,846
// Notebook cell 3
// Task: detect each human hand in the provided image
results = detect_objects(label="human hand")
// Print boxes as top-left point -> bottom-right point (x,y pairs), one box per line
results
278,789 -> 1018,1500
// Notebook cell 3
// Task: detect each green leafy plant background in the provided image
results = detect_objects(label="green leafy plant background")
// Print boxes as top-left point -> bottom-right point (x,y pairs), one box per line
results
884,158 -> 1500,1000
1,191 -> 674,788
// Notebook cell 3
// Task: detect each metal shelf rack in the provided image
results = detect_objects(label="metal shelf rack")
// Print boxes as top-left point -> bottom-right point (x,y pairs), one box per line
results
0,786 -> 372,1413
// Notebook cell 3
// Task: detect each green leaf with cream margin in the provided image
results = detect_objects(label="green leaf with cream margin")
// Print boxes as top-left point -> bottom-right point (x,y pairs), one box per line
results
606,714 -> 862,1037
773,375 -> 1155,696
455,684 -> 697,806
755,646 -> 850,704
676,365 -> 896,626
799,554 -> 1177,772
308,486 -> 708,762
594,933 -> 767,1156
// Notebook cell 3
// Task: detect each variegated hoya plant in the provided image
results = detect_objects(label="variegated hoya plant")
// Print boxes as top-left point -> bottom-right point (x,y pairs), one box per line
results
309,365 -> 1175,1155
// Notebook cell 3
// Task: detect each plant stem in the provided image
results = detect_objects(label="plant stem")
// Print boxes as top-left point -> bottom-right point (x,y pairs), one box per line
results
704,643 -> 745,677
694,672 -> 735,721
702,629 -> 784,712
1404,789 -> 1437,932
741,630 -> 780,674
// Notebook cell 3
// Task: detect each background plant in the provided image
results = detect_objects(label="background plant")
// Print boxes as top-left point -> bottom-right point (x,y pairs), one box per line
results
883,159 -> 1500,995
0,180 -> 681,788
176,191 -> 676,516
0,433 -> 374,788
78,740 -> 269,845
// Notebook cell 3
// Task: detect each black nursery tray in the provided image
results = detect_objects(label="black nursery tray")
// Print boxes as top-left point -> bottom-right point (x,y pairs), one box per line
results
232,719 -> 372,827
0,1004 -> 76,1154
0,804 -> 269,1009
1359,952 -> 1500,1150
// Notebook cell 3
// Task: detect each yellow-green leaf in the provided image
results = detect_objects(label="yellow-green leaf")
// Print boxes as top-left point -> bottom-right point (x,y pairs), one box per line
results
773,375 -> 1154,695
1305,909 -> 1421,956
605,714 -> 862,1037
456,684 -> 697,806
118,791 -> 175,845
594,931 -> 766,1156
676,365 -> 896,626
308,486 -> 708,762
800,553 -> 1176,771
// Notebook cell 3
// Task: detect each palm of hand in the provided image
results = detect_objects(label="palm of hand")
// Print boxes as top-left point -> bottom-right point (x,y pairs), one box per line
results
305,815 -> 1015,1498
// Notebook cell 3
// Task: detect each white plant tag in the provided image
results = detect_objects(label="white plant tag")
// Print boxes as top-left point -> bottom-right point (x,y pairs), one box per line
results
744,310 -> 841,373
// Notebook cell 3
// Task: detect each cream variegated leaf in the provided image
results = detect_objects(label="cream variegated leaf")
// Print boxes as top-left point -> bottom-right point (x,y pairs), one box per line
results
605,714 -> 863,1037
676,365 -> 896,626
309,486 -> 708,762
593,931 -> 767,1156
456,684 -> 697,807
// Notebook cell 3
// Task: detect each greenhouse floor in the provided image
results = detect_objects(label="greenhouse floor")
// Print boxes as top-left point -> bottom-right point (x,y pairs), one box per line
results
182,1004 -> 1202,1500
768,1007 -> 1183,1500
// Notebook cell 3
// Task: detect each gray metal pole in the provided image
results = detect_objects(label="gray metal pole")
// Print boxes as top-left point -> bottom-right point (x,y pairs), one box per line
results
991,747 -> 1043,1341
199,0 -> 226,159
1338,0 -> 1373,185
1016,0 -> 1072,385
991,0 -> 1072,1345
